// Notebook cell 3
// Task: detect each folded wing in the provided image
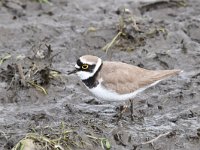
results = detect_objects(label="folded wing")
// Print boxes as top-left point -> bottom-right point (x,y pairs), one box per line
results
98,61 -> 181,94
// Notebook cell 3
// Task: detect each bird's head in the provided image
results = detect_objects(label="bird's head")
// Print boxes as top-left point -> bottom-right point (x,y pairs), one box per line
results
68,55 -> 102,80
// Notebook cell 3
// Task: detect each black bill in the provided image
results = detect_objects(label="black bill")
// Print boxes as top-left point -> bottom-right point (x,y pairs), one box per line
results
68,69 -> 78,75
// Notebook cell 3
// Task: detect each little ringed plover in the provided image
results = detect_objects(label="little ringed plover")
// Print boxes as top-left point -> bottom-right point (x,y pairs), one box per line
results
68,55 -> 181,102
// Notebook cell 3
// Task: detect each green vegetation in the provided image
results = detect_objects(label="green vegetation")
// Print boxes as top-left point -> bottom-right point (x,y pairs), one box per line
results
102,8 -> 168,53
33,0 -> 49,3
12,122 -> 111,150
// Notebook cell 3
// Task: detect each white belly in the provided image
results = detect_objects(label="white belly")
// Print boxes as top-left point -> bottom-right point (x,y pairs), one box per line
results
87,80 -> 161,102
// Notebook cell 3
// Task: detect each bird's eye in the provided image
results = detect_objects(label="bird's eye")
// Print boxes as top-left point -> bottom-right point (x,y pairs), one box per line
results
82,64 -> 88,69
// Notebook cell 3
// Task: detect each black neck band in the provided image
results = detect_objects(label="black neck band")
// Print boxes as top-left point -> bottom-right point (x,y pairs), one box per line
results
82,63 -> 103,89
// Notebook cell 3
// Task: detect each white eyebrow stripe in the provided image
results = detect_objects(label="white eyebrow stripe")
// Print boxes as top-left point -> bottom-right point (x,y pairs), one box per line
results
75,64 -> 80,68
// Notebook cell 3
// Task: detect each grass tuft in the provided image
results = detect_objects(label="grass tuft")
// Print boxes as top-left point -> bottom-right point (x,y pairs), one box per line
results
12,122 -> 111,150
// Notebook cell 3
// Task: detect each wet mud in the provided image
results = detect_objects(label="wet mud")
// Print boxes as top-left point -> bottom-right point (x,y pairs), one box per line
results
0,0 -> 200,149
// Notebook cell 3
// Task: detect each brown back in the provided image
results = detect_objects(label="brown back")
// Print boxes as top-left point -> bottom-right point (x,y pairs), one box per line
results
97,61 -> 181,94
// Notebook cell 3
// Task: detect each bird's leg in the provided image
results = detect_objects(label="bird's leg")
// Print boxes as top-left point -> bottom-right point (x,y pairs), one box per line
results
115,102 -> 129,122
129,99 -> 134,121
114,100 -> 135,122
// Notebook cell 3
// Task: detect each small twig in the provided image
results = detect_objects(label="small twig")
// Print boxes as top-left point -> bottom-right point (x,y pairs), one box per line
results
50,52 -> 61,62
131,16 -> 140,31
45,44 -> 52,59
16,62 -> 26,86
27,80 -> 48,95
141,131 -> 171,145
6,76 -> 15,91
0,53 -> 11,65
102,31 -> 122,53
0,130 -> 8,140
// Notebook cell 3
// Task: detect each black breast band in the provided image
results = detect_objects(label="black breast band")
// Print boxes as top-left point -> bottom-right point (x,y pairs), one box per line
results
82,63 -> 103,89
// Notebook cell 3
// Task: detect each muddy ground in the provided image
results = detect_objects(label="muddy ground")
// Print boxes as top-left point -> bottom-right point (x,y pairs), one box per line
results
0,0 -> 200,149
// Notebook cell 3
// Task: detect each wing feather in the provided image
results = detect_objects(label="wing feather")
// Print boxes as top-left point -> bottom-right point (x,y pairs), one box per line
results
97,61 -> 180,94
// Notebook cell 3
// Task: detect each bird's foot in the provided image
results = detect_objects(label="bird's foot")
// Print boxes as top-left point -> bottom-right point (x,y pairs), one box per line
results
113,104 -> 129,122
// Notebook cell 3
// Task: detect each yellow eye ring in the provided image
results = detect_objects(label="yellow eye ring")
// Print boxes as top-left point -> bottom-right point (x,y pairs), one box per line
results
82,64 -> 88,69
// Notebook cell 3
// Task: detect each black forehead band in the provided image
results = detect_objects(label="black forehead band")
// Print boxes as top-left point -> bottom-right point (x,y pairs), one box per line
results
77,59 -> 83,66
76,59 -> 96,72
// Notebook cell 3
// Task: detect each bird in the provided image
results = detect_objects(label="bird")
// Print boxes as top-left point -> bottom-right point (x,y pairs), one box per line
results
68,55 -> 181,120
